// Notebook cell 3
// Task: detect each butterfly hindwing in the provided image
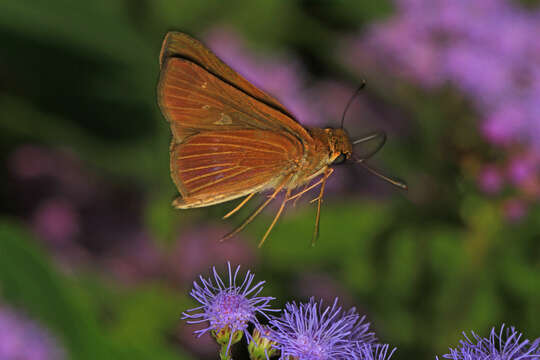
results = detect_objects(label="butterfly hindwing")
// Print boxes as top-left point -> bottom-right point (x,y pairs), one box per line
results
170,129 -> 302,208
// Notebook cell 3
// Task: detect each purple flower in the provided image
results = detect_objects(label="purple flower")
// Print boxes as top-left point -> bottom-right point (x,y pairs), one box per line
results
440,324 -> 540,360
355,344 -> 396,360
0,305 -> 66,360
268,297 -> 375,360
182,263 -> 275,349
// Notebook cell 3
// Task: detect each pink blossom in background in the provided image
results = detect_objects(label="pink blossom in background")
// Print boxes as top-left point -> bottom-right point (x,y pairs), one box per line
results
477,166 -> 504,195
32,197 -> 80,246
9,145 -> 57,179
481,103 -> 526,147
502,198 -> 527,222
507,155 -> 537,186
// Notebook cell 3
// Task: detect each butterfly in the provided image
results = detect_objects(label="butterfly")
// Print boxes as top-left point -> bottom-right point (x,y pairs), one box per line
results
157,31 -> 406,247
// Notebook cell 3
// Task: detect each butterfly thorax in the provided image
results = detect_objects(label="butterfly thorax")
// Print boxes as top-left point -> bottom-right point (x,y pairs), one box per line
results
285,127 -> 352,188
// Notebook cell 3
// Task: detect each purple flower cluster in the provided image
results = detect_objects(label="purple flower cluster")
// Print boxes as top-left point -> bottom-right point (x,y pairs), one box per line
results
0,305 -> 66,360
268,298 -> 376,360
183,264 -> 381,359
349,0 -> 540,216
183,264 -> 540,360
354,0 -> 540,119
440,324 -> 540,360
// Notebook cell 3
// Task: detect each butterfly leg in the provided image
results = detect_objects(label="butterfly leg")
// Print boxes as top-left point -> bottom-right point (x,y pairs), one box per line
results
287,169 -> 333,203
311,168 -> 333,246
292,183 -> 310,207
223,193 -> 256,219
220,174 -> 293,242
258,188 -> 292,248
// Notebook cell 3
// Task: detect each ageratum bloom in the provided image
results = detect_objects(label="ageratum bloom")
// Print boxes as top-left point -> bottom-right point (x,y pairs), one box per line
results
441,324 -> 540,360
354,344 -> 396,360
269,297 -> 375,360
182,263 -> 275,350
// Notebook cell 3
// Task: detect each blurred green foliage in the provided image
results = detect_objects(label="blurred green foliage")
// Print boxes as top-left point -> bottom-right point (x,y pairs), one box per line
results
0,221 -> 192,359
0,0 -> 538,359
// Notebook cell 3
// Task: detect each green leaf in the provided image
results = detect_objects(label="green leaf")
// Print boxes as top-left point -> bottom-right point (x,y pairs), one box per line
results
0,220 -> 112,359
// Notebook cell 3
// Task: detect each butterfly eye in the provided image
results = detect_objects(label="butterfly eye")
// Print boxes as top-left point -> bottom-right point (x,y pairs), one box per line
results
332,153 -> 346,165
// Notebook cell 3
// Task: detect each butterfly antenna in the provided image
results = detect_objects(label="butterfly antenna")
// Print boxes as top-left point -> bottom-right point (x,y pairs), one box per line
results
353,156 -> 408,190
340,80 -> 366,129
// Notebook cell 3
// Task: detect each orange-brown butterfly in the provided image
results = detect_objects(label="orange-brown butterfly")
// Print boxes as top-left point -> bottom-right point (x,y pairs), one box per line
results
157,31 -> 407,247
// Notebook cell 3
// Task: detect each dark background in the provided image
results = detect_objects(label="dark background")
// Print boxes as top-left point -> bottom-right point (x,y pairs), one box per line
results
0,0 -> 539,359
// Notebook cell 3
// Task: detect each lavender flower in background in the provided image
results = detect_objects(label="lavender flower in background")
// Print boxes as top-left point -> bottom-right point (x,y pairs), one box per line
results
268,297 -> 375,360
182,263 -> 275,356
0,304 -> 66,360
440,324 -> 540,360
349,0 -> 540,213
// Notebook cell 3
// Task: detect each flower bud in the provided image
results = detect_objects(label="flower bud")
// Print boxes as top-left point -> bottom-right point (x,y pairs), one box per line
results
212,326 -> 244,347
248,327 -> 279,360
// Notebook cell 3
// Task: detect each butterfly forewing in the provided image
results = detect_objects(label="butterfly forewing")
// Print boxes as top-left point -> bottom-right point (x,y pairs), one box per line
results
159,58 -> 311,142
159,32 -> 299,122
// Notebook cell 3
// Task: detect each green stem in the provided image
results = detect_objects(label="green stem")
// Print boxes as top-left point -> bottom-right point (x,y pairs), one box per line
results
219,343 -> 232,360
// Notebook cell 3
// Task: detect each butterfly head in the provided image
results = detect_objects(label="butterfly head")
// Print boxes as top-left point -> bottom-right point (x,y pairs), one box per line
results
325,128 -> 353,165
